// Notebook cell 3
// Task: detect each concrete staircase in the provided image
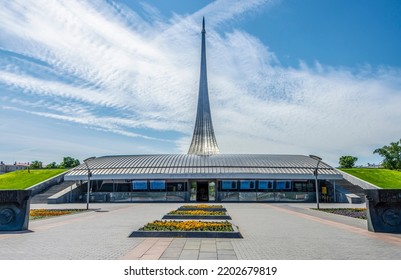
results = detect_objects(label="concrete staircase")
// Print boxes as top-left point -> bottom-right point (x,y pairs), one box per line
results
30,181 -> 75,204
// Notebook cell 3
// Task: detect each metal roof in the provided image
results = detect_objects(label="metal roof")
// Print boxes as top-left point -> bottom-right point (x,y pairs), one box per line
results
64,154 -> 342,181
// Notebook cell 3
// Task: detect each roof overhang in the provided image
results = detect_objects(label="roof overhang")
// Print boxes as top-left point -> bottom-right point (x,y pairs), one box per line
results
64,154 -> 343,181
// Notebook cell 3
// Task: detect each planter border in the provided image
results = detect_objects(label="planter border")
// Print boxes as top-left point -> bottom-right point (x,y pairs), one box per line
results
177,207 -> 226,212
129,223 -> 242,238
162,214 -> 231,220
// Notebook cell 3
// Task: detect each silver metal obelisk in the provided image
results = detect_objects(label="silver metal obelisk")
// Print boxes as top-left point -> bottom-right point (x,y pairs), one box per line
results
188,17 -> 220,156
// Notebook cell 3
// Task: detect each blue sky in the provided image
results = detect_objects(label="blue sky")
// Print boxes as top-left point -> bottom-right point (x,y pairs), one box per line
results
1,0 -> 400,166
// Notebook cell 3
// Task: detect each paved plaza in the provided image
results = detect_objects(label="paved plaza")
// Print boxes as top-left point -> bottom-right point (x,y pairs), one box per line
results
1,203 -> 401,260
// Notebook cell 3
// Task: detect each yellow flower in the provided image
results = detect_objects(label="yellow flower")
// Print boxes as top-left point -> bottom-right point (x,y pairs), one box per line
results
143,220 -> 233,231
30,209 -> 83,218
168,210 -> 226,216
181,204 -> 223,209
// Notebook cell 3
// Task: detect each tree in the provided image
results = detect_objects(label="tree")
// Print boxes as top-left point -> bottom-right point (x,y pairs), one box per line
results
339,156 -> 358,168
59,157 -> 80,168
374,139 -> 401,170
46,162 -> 58,169
30,160 -> 43,169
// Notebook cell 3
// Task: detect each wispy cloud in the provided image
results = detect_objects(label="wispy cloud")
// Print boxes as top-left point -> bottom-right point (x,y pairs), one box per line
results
1,0 -> 400,165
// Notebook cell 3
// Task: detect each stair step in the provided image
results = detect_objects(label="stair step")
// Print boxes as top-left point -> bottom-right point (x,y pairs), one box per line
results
30,181 -> 75,204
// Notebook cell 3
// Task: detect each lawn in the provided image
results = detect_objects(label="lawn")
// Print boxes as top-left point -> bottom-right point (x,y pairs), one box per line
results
0,169 -> 67,190
339,168 -> 401,189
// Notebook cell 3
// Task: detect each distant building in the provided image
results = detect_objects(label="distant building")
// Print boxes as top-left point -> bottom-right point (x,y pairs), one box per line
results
0,162 -> 29,174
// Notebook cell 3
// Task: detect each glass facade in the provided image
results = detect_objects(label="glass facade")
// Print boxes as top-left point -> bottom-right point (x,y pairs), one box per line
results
81,178 -> 325,203
218,179 -> 317,202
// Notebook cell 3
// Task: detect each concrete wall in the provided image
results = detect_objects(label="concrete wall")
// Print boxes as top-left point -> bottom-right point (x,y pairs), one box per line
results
48,183 -> 82,204
27,171 -> 68,196
334,186 -> 363,204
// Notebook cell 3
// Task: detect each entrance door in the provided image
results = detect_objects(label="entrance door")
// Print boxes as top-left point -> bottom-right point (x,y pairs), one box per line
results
196,182 -> 209,202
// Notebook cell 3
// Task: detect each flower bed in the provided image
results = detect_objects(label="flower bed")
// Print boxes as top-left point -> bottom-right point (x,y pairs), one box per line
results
141,220 -> 233,231
168,210 -> 226,216
180,204 -> 223,209
131,205 -> 241,238
130,220 -> 242,238
30,209 -> 86,220
315,208 -> 367,220
163,209 -> 231,220
178,204 -> 226,212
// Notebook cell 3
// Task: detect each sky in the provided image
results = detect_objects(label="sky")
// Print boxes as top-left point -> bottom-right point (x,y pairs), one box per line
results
1,0 -> 401,167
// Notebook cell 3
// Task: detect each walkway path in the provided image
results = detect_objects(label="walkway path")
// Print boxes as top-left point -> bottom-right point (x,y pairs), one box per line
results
1,203 -> 400,260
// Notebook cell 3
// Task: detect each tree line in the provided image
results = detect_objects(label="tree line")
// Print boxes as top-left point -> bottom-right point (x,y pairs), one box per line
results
339,138 -> 401,170
29,156 -> 80,169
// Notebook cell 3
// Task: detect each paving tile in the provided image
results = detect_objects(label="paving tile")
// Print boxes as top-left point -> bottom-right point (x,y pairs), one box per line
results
179,255 -> 198,260
217,249 -> 236,255
161,248 -> 182,258
186,240 -> 201,243
180,249 -> 199,255
178,249 -> 199,259
163,247 -> 183,253
216,241 -> 234,250
201,240 -> 216,244
169,239 -> 186,247
184,243 -> 201,249
119,239 -> 158,259
3,203 -> 401,260
200,245 -> 217,252
218,254 -> 238,260
140,254 -> 160,260
198,252 -> 217,260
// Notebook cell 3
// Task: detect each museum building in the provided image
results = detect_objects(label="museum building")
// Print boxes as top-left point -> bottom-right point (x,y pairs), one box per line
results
64,18 -> 342,203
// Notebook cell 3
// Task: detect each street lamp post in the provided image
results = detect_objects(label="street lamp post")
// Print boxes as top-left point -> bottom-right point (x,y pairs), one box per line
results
309,155 -> 322,209
83,157 -> 96,210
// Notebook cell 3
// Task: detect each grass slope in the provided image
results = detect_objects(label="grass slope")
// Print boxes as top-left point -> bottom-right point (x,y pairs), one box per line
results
339,168 -> 401,189
0,169 -> 67,190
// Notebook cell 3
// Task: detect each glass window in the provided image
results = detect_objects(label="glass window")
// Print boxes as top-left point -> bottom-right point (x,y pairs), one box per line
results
276,181 -> 291,191
116,183 -> 130,192
166,182 -> 186,192
240,180 -> 256,190
150,180 -> 166,190
258,180 -> 274,190
99,183 -> 113,192
132,181 -> 147,190
222,180 -> 237,190
293,181 -> 308,192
